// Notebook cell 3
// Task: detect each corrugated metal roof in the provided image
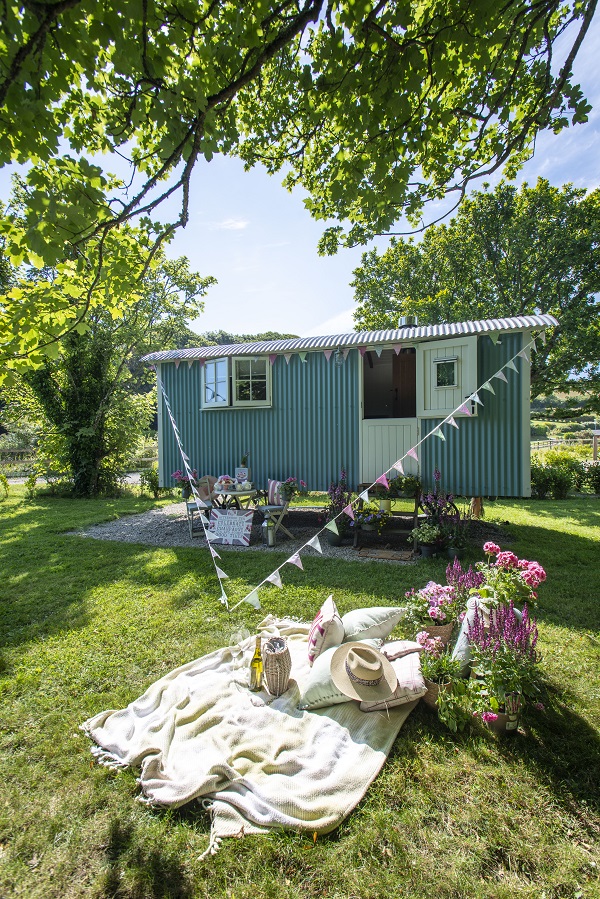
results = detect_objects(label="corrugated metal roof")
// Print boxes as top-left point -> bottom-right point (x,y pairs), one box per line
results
141,313 -> 558,362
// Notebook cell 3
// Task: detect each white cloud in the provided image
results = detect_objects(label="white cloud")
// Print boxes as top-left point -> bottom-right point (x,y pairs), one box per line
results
211,217 -> 250,231
302,307 -> 357,337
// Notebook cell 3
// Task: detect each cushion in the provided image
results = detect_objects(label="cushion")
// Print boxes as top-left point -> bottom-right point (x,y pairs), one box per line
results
307,595 -> 345,666
381,639 -> 423,661
267,478 -> 284,506
342,606 -> 406,642
359,652 -> 427,711
298,639 -> 381,711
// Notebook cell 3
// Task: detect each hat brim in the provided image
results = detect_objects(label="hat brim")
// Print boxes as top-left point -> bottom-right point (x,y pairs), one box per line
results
330,642 -> 398,702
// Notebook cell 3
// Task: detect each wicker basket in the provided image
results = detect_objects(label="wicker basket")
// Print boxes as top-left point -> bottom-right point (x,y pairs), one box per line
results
263,637 -> 292,696
421,622 -> 454,646
421,677 -> 451,710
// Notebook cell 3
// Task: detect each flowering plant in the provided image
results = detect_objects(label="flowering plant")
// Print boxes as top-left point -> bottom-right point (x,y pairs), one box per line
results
403,580 -> 465,632
409,520 -> 442,546
279,476 -> 308,502
417,631 -> 470,732
215,474 -> 236,490
350,503 -> 392,533
475,542 -> 546,608
467,601 -> 541,715
446,558 -> 485,605
319,468 -> 354,533
171,468 -> 198,488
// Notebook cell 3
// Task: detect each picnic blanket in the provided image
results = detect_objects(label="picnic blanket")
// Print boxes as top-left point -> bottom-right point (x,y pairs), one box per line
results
82,616 -> 417,854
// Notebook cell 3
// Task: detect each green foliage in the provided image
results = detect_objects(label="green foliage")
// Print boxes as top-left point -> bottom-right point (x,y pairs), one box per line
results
198,330 -> 299,345
23,470 -> 37,501
530,449 -> 590,499
585,461 -> 600,494
0,471 -> 8,499
352,180 -> 600,406
139,464 -> 163,499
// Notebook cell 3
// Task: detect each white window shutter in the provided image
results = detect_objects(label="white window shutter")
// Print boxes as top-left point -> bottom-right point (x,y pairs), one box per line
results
416,336 -> 477,418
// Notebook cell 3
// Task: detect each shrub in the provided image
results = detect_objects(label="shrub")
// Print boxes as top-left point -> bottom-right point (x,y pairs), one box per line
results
530,457 -> 554,499
585,461 -> 600,495
140,464 -> 162,499
543,448 -> 588,490
0,472 -> 8,500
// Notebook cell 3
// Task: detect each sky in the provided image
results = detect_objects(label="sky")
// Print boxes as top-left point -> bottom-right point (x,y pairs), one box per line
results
2,14 -> 600,340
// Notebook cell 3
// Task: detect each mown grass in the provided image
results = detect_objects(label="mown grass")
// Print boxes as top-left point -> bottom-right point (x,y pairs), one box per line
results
0,487 -> 599,899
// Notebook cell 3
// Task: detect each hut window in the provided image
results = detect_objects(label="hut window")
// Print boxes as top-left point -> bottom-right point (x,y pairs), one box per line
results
434,358 -> 458,388
203,358 -> 229,407
232,357 -> 270,406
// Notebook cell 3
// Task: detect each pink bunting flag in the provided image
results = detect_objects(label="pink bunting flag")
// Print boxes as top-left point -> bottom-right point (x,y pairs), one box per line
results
287,552 -> 304,570
210,546 -> 221,559
198,359 -> 206,367
407,447 -> 419,461
393,345 -> 402,355
269,354 -> 278,365
358,346 -> 367,357
323,349 -> 333,361
150,364 -> 156,371
458,404 -> 472,416
375,473 -> 389,489
325,520 -> 339,535
308,535 -> 323,554
494,370 -> 508,383
392,459 -> 404,475
343,504 -> 355,520
266,570 -> 283,588
284,354 -> 292,364
215,566 -> 229,580
447,417 -> 459,429
245,589 -> 261,610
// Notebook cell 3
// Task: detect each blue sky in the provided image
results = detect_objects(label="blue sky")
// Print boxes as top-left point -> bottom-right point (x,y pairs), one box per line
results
2,15 -> 599,340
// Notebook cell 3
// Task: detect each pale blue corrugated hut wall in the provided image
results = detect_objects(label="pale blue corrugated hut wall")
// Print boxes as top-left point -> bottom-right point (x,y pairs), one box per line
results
157,351 -> 360,491
421,333 -> 528,497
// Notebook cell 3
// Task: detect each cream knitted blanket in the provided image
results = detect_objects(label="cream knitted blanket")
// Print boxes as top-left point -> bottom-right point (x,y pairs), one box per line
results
82,616 -> 416,852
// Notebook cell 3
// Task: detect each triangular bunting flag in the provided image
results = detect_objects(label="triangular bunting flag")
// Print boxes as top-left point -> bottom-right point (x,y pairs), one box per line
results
447,417 -> 459,429
458,404 -> 472,416
308,535 -> 323,554
434,429 -> 446,441
375,347 -> 383,357
481,381 -> 495,394
215,566 -> 229,580
198,359 -> 206,367
472,393 -> 483,406
539,330 -> 546,345
150,364 -> 156,371
407,447 -> 419,461
392,459 -> 404,475
323,349 -> 333,361
182,452 -> 190,462
506,359 -> 518,372
187,360 -> 194,369
493,370 -> 508,383
517,349 -> 530,362
287,552 -> 304,570
359,489 -> 370,502
284,354 -> 292,364
393,345 -> 402,355
489,331 -> 500,344
325,520 -> 339,535
342,347 -> 351,360
244,589 -> 261,610
175,360 -> 180,369
530,337 -> 537,351
375,473 -> 389,489
269,354 -> 278,365
343,504 -> 355,520
206,530 -> 219,542
358,347 -> 367,357
266,570 -> 283,588
209,546 -> 220,559
299,352 -> 308,363
219,591 -> 229,608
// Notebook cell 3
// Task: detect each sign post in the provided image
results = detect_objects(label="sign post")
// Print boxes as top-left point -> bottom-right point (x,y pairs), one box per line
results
208,510 -> 254,546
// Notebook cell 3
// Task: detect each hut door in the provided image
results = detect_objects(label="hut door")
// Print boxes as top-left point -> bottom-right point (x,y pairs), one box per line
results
360,348 -> 418,483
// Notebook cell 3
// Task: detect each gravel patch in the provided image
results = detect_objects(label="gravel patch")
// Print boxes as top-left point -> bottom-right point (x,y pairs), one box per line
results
72,503 -> 420,565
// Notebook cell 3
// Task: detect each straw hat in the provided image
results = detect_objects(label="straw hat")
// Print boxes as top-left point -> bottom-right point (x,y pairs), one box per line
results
330,643 -> 397,702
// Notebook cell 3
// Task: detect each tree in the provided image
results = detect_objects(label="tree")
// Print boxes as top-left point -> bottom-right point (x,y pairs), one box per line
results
198,330 -> 299,345
0,1 -> 596,368
9,250 -> 215,496
351,179 -> 600,408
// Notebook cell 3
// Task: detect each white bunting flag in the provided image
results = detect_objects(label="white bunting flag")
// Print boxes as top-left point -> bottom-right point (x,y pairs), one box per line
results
187,360 -> 194,369
393,345 -> 402,355
284,354 -> 292,365
506,359 -> 518,372
219,591 -> 229,608
472,393 -> 484,406
359,489 -> 370,502
517,349 -> 530,362
206,530 -> 219,542
343,504 -> 355,520
308,535 -> 323,554
182,452 -> 190,463
375,347 -> 383,357
458,404 -> 472,416
175,360 -> 180,369
209,546 -> 221,559
407,447 -> 419,461
342,347 -> 351,360
434,429 -> 446,441
215,566 -> 229,580
481,381 -> 495,394
324,349 -> 333,361
299,352 -> 308,364
375,473 -> 389,489
392,459 -> 404,475
266,570 -> 283,588
245,589 -> 261,610
494,370 -> 508,383
287,552 -> 304,570
325,520 -> 339,535
447,417 -> 459,429
530,337 -> 537,352
539,330 -> 547,345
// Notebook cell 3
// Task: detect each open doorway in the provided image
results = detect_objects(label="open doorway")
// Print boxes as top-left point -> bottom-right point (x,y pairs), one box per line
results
362,348 -> 416,419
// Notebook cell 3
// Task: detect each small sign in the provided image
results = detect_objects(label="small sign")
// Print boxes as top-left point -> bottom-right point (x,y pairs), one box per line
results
208,510 -> 254,546
235,467 -> 249,484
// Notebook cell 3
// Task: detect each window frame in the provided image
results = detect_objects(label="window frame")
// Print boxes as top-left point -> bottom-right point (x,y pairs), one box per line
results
433,357 -> 458,389
203,357 -> 229,408
201,356 -> 272,409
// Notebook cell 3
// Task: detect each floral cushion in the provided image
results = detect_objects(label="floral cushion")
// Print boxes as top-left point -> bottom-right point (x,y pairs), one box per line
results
359,652 -> 427,711
307,595 -> 345,666
267,479 -> 284,506
298,639 -> 381,710
342,606 -> 406,642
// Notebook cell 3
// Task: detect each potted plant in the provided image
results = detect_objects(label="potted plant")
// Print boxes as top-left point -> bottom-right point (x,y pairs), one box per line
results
467,600 -> 542,735
279,476 -> 308,503
474,542 -> 546,609
171,468 -> 198,499
403,580 -> 466,644
350,503 -> 392,533
320,468 -> 353,545
388,474 -> 421,498
409,520 -> 443,556
417,632 -> 470,733
445,519 -> 469,559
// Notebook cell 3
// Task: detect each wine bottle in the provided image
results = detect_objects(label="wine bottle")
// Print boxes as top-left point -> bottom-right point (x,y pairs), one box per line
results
249,635 -> 263,691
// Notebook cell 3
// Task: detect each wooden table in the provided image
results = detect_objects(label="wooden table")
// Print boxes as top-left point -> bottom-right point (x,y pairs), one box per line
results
212,488 -> 258,510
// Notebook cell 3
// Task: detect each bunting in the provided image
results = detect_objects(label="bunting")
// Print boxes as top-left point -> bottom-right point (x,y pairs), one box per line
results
266,570 -> 283,588
299,352 -> 308,364
287,553 -> 304,570
343,504 -> 355,520
392,459 -> 404,475
447,416 -> 459,429
359,489 -> 370,502
187,360 -> 194,369
494,370 -> 508,383
472,393 -> 483,406
407,448 -> 419,461
518,349 -> 530,362
245,589 -> 261,610
175,360 -> 180,369
325,520 -> 339,535
506,359 -> 518,372
489,331 -> 500,344
481,381 -> 495,394
358,347 -> 367,357
458,403 -> 472,415
375,347 -> 383,357
323,349 -> 333,361
215,566 -> 229,581
393,345 -> 402,355
269,354 -> 278,365
434,429 -> 446,441
307,535 -> 323,554
284,354 -> 292,365
342,348 -> 351,360
375,473 -> 389,489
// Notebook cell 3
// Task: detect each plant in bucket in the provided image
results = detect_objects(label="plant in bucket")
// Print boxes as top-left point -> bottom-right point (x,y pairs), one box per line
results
403,581 -> 466,645
320,468 -> 353,545
171,468 -> 198,499
409,520 -> 443,556
417,632 -> 469,733
279,476 -> 308,502
474,542 -> 546,610
467,600 -> 542,735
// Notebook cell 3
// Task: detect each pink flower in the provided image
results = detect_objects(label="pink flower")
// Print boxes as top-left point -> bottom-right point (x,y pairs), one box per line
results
496,551 -> 519,569
483,542 -> 500,555
534,702 -> 545,711
481,711 -> 499,723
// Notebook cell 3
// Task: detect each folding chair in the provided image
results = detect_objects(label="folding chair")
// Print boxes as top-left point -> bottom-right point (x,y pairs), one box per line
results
257,478 -> 293,540
186,475 -> 217,539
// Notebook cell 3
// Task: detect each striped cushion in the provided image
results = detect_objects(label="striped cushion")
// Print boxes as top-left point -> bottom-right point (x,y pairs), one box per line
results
267,479 -> 284,506
359,652 -> 427,711
307,595 -> 345,666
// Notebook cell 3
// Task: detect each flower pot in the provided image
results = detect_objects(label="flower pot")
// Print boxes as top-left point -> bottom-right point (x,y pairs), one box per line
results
447,545 -> 465,560
326,530 -> 343,547
419,543 -> 435,558
379,499 -> 392,513
422,677 -> 451,710
181,486 -> 192,500
361,523 -> 375,532
484,710 -> 520,735
420,622 -> 454,645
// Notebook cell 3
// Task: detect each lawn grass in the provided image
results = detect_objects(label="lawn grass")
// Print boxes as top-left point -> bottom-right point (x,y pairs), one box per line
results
0,487 -> 599,898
